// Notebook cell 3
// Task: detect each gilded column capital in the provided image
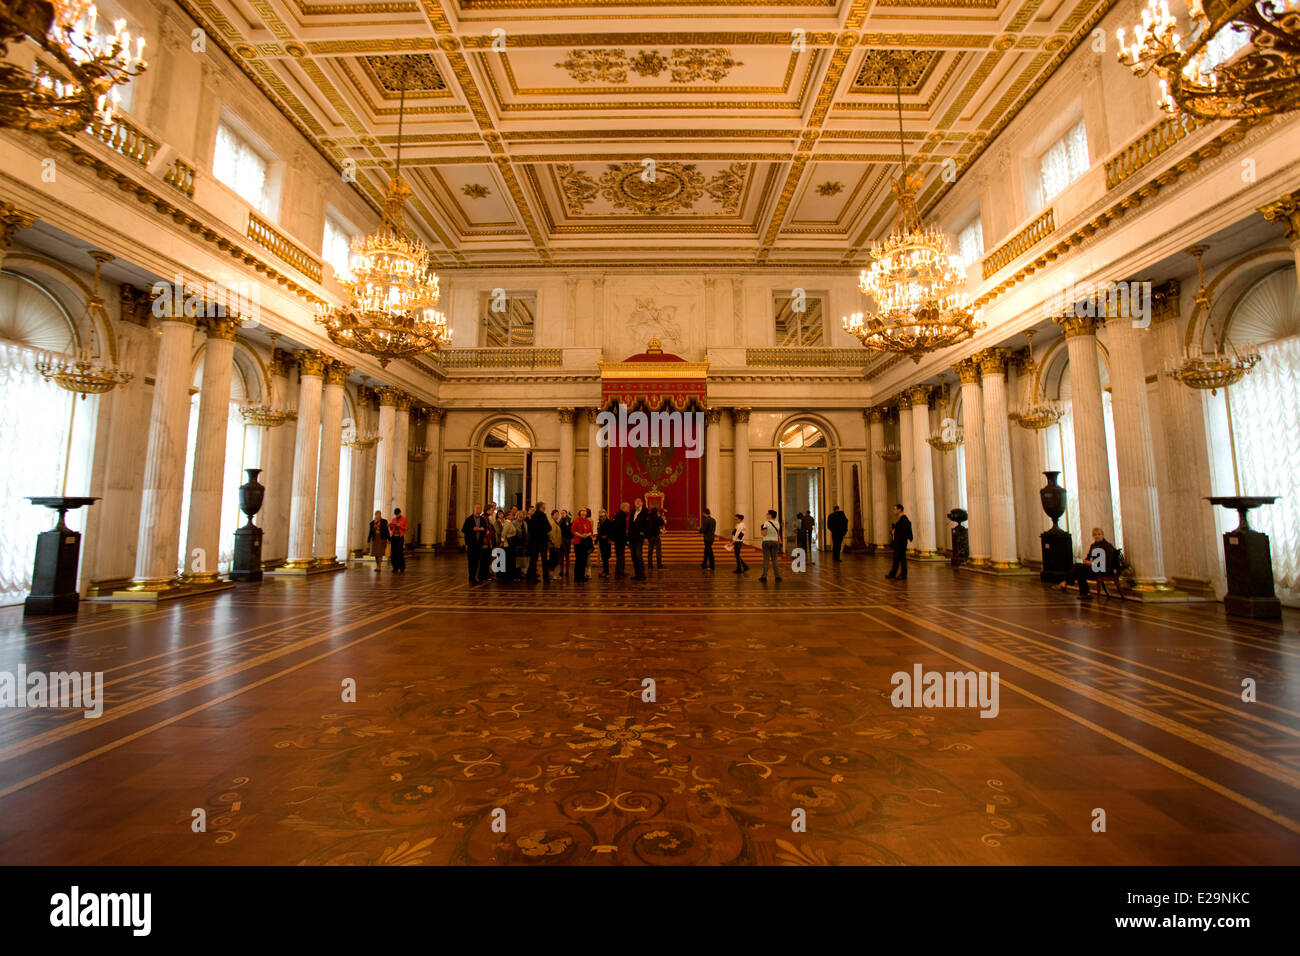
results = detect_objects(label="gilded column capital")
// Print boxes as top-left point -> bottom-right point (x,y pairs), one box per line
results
119,285 -> 152,327
395,392 -> 413,412
356,384 -> 377,406
905,384 -> 933,407
429,407 -> 446,424
0,201 -> 34,254
150,285 -> 197,324
294,349 -> 327,377
323,360 -> 353,386
1053,313 -> 1097,338
376,385 -> 401,407
1259,190 -> 1300,243
976,348 -> 1011,377
732,406 -> 751,424
271,347 -> 296,378
558,406 -> 576,424
953,358 -> 982,384
1151,279 -> 1181,325
203,316 -> 241,340
410,406 -> 427,426
866,405 -> 886,424
705,407 -> 722,425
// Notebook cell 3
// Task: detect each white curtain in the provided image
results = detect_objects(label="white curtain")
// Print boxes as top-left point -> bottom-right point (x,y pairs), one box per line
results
0,344 -> 90,605
1227,335 -> 1300,603
214,124 -> 269,212
336,437 -> 352,559
955,443 -> 968,510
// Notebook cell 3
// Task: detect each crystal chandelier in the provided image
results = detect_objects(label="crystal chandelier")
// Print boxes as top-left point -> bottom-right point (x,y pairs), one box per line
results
0,0 -> 146,133
1009,330 -> 1063,429
238,403 -> 289,427
315,68 -> 448,368
36,250 -> 132,397
1165,245 -> 1259,393
874,445 -> 902,463
844,58 -> 983,361
926,424 -> 964,452
1117,0 -> 1300,120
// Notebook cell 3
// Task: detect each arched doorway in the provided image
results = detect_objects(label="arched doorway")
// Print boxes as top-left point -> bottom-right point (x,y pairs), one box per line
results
776,417 -> 833,559
480,418 -> 532,512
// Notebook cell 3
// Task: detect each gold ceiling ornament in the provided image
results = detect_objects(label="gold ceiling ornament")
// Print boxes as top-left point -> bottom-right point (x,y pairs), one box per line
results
1117,0 -> 1300,120
556,47 -> 742,85
315,63 -> 448,369
1165,244 -> 1260,393
816,180 -> 844,197
0,0 -> 146,133
1008,329 -> 1064,430
845,54 -> 982,362
36,250 -> 132,398
558,161 -> 747,216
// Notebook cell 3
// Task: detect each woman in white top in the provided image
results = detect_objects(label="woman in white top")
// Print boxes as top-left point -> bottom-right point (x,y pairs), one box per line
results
759,509 -> 783,582
731,514 -> 749,574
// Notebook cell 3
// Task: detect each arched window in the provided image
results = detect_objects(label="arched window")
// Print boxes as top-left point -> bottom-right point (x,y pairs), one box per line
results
484,421 -> 530,449
777,421 -> 828,448
0,272 -> 90,605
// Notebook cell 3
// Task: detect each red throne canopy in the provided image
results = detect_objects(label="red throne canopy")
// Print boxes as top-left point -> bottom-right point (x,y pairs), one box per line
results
598,339 -> 709,531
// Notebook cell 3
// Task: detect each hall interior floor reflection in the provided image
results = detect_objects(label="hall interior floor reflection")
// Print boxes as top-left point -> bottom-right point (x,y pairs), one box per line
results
0,551 -> 1296,865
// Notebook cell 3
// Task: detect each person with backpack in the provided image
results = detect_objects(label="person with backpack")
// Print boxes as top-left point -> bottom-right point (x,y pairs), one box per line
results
759,509 -> 783,583
731,514 -> 749,574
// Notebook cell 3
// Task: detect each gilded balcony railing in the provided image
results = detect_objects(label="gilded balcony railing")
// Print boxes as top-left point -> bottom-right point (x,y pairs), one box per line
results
1105,113 -> 1204,190
246,213 -> 323,283
746,348 -> 870,367
86,114 -> 158,168
162,157 -> 196,198
440,348 -> 563,369
982,207 -> 1055,280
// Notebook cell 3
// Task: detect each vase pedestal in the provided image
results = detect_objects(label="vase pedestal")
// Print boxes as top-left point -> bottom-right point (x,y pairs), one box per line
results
1208,496 -> 1282,620
24,497 -> 98,617
230,526 -> 264,582
1040,527 -> 1073,584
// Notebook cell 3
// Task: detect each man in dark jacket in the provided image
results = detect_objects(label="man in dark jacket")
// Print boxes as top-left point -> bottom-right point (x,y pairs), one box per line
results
597,508 -> 615,576
526,503 -> 552,583
629,497 -> 648,580
461,505 -> 483,585
827,505 -> 849,561
699,507 -> 717,570
645,507 -> 664,569
886,503 -> 913,580
612,501 -> 630,577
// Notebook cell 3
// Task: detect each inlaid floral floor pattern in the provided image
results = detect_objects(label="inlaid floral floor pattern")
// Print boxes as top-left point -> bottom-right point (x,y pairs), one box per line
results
1,555 -> 1296,865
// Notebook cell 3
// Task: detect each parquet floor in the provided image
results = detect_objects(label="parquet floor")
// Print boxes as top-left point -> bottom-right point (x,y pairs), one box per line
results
1,547 -> 1297,866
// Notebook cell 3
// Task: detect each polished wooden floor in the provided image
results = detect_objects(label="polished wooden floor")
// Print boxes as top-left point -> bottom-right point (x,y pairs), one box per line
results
1,546 -> 1298,865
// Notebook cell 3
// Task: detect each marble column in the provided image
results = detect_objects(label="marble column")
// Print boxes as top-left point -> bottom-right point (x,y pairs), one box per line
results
868,407 -> 889,548
312,359 -> 351,566
702,409 -> 722,516
1100,316 -> 1171,590
907,385 -> 937,555
420,407 -> 444,547
587,408 -> 606,512
391,393 -> 411,513
1010,355 -> 1047,561
1055,315 -> 1114,544
732,407 -> 751,524
558,407 -> 576,510
373,386 -> 399,515
1259,191 -> 1300,296
977,348 -> 1019,567
126,314 -> 196,592
898,401 -> 915,544
264,348 -> 297,565
180,317 -> 240,583
953,358 -> 990,565
345,385 -> 373,557
284,350 -> 325,569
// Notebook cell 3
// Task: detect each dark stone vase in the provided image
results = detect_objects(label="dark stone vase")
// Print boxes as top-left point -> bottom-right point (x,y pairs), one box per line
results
1039,471 -> 1072,584
231,468 -> 265,582
947,509 -> 969,568
1040,471 -> 1066,530
238,468 -> 265,526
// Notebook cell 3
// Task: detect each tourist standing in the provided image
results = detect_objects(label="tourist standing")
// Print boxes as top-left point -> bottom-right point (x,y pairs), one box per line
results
389,508 -> 408,574
646,507 -> 664,569
613,502 -> 630,577
886,503 -> 912,580
559,509 -> 573,578
368,511 -> 390,572
827,505 -> 848,561
699,506 -> 716,570
731,514 -> 749,574
629,497 -> 648,580
460,505 -> 482,585
597,508 -> 614,577
526,503 -> 552,583
759,509 -> 783,583
572,508 -> 594,582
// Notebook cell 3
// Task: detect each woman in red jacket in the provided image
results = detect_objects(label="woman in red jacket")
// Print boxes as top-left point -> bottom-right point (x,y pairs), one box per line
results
572,508 -> 595,582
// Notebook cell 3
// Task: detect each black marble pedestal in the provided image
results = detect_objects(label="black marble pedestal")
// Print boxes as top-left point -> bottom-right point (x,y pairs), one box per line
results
24,496 -> 98,616
1040,527 -> 1073,584
1207,496 -> 1281,619
230,526 -> 264,582
947,509 -> 969,568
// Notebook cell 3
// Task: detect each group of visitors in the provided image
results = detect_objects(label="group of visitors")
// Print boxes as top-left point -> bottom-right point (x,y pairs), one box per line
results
367,508 -> 408,573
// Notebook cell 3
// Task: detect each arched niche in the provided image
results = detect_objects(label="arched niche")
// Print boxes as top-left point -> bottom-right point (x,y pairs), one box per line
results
1184,246 -> 1294,354
1037,335 -> 1111,402
474,415 -> 534,450
1221,265 -> 1299,350
772,413 -> 839,449
1,253 -> 122,364
189,338 -> 268,404
0,270 -> 76,354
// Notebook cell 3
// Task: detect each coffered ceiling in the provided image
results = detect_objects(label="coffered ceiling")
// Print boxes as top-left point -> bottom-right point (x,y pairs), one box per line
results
178,0 -> 1117,268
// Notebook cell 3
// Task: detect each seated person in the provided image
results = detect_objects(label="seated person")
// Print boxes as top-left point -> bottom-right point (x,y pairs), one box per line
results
1055,527 -> 1118,599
